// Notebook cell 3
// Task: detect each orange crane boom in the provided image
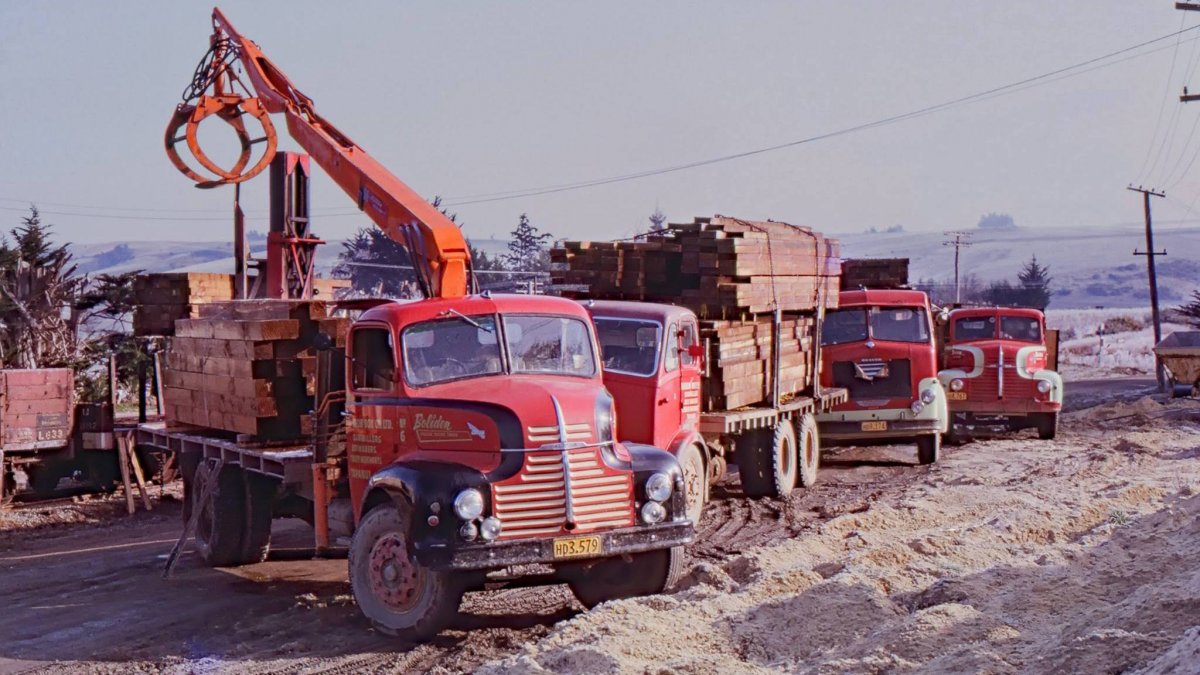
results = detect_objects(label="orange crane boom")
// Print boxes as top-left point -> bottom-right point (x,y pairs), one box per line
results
166,7 -> 471,299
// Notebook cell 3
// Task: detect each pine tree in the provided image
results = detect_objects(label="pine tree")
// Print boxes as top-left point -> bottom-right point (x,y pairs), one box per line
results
1177,290 -> 1200,329
504,213 -> 552,273
648,207 -> 667,233
1017,255 -> 1053,310
0,207 -> 86,368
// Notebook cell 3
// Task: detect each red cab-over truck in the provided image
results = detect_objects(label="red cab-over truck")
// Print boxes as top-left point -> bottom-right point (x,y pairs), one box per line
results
815,289 -> 949,464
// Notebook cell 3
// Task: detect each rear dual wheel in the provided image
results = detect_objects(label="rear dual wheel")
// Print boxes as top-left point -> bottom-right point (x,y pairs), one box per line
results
739,414 -> 820,498
194,464 -> 278,567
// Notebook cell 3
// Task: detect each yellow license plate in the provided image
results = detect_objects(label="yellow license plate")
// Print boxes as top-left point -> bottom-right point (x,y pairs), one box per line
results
947,391 -> 968,401
861,420 -> 888,432
553,535 -> 602,559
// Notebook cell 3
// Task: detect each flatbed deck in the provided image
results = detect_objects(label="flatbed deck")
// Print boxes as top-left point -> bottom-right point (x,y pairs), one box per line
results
699,387 -> 848,435
136,421 -> 312,484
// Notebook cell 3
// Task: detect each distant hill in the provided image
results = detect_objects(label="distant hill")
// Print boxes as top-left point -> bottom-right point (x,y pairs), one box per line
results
69,226 -> 1199,309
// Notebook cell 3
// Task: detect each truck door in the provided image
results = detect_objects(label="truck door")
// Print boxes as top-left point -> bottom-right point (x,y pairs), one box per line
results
678,320 -> 702,432
657,321 -> 683,448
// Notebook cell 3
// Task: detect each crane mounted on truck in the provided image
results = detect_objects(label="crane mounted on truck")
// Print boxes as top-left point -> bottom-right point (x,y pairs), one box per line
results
152,7 -> 693,639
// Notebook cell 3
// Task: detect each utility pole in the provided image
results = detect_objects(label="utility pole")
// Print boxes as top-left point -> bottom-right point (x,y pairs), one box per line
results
942,231 -> 973,305
1127,186 -> 1167,391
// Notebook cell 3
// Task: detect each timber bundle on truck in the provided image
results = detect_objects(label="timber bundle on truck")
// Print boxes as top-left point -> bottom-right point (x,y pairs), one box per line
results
551,215 -> 849,514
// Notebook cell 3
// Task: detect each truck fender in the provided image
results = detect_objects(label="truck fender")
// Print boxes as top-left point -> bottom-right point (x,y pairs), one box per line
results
667,430 -> 708,463
622,443 -> 689,522
942,345 -> 985,379
359,460 -> 490,547
915,377 -> 950,434
1031,369 -> 1065,405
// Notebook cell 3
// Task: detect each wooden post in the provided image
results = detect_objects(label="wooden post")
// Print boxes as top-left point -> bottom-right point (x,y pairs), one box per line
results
153,349 -> 166,417
163,458 -> 222,577
1128,186 -> 1167,391
122,433 -> 152,512
117,437 -> 135,515
138,358 -> 148,423
108,354 -> 119,412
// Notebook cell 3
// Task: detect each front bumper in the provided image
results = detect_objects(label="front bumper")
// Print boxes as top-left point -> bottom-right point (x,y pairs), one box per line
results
413,520 -> 694,571
818,418 -> 943,441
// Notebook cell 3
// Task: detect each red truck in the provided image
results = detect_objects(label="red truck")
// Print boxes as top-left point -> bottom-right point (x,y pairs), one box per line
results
143,9 -> 692,640
582,300 -> 846,521
937,306 -> 1063,441
815,289 -> 948,464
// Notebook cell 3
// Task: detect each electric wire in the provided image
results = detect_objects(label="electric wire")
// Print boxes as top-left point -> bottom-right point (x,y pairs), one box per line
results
1134,14 -> 1188,184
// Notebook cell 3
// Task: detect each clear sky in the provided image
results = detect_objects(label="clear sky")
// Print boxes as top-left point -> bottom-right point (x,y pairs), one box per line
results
2,1 -> 1200,245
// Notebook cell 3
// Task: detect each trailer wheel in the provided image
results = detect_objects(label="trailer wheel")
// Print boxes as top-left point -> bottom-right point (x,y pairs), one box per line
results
569,545 -> 685,609
242,471 -> 278,564
195,464 -> 247,567
794,413 -> 820,488
349,502 -> 461,640
1036,412 -> 1058,441
678,443 -> 708,524
916,434 -> 941,466
737,422 -> 797,498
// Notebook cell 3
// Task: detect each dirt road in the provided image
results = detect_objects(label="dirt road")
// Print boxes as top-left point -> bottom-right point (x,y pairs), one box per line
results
1,391 -> 1197,673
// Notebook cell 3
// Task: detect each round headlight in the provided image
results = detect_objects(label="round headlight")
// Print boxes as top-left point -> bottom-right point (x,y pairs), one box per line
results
641,500 -> 667,524
459,522 -> 478,541
921,388 -> 937,404
645,472 -> 672,502
910,400 -> 925,415
453,489 -> 484,521
1037,379 -> 1052,393
950,378 -> 965,392
479,516 -> 503,541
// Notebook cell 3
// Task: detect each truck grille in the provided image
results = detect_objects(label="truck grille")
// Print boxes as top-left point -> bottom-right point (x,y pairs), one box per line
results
491,447 -> 635,541
832,358 -> 912,399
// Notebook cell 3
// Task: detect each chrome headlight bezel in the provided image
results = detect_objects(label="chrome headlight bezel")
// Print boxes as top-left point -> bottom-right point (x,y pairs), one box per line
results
479,516 -> 503,541
921,388 -> 937,404
645,472 -> 672,502
641,500 -> 667,524
910,400 -> 925,415
1037,379 -> 1053,393
950,378 -> 965,392
453,488 -> 485,521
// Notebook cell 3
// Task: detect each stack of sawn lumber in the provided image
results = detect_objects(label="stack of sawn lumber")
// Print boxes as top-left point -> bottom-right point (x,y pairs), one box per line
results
162,300 -> 347,440
552,215 -> 841,410
840,258 -> 909,290
552,216 -> 840,316
133,273 -> 235,337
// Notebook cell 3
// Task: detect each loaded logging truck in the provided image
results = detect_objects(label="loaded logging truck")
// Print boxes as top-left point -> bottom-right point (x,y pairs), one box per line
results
937,306 -> 1063,441
582,298 -> 847,521
144,8 -> 693,640
816,289 -> 949,464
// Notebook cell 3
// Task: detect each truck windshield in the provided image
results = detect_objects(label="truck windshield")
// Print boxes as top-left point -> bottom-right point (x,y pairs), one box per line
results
403,316 -> 503,386
821,306 -> 930,345
954,316 -> 996,341
504,315 -> 597,377
822,309 -> 868,345
593,317 -> 662,377
1000,316 -> 1041,342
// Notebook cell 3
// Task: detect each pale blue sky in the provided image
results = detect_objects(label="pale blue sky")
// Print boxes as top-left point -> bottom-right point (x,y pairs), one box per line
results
2,1 -> 1198,244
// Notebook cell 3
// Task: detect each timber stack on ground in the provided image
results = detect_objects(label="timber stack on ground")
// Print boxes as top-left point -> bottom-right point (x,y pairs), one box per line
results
552,215 -> 841,410
161,300 -> 348,440
840,258 -> 909,290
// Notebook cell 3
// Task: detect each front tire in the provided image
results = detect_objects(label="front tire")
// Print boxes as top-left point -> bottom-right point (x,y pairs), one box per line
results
677,443 -> 708,524
916,433 -> 941,465
349,502 -> 461,640
1036,412 -> 1058,440
568,546 -> 685,609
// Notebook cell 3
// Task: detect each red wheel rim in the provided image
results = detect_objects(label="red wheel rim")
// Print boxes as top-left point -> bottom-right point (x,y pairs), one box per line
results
368,533 -> 423,611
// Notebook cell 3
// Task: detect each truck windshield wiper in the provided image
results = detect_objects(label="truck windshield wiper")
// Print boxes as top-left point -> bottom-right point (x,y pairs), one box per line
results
444,308 -> 493,332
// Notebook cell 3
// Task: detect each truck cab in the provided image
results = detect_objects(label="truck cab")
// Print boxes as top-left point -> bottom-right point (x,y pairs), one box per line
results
343,293 -> 692,635
581,301 -> 708,522
937,306 -> 1063,440
815,289 -> 947,464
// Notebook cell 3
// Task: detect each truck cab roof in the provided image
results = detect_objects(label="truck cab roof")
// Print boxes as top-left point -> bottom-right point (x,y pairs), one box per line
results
578,299 -> 697,325
838,289 -> 929,308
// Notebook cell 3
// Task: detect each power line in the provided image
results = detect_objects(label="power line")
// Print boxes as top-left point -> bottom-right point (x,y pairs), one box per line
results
1135,14 -> 1189,183
441,24 -> 1200,206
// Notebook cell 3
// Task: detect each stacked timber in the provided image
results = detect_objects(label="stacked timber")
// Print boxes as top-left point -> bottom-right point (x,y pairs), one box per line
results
133,273 -> 235,337
552,215 -> 841,410
552,215 -> 840,317
840,258 -> 909,290
700,316 -> 817,410
162,300 -> 348,440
